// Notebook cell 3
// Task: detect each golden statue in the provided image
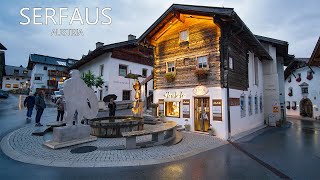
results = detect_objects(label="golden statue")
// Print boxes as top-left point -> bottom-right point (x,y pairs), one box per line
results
132,79 -> 143,117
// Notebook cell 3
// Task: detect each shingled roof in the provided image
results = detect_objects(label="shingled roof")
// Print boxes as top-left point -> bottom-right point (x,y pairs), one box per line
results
138,4 -> 272,60
4,65 -> 31,77
308,37 -> 320,66
27,54 -> 77,70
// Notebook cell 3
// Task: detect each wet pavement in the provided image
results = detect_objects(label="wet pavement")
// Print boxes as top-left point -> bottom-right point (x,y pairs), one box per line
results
0,95 -> 319,179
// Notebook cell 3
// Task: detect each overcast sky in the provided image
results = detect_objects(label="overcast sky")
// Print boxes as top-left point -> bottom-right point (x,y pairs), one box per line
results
0,0 -> 319,67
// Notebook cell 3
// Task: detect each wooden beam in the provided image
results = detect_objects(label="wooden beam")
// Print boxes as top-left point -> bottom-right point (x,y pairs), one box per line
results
153,18 -> 179,41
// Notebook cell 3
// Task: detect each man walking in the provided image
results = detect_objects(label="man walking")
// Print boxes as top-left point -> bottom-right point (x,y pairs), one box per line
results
35,91 -> 46,126
24,92 -> 35,120
108,98 -> 116,117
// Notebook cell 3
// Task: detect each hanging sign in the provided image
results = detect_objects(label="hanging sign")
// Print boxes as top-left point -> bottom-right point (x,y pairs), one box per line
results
182,99 -> 190,118
212,99 -> 222,121
164,92 -> 186,98
193,85 -> 209,96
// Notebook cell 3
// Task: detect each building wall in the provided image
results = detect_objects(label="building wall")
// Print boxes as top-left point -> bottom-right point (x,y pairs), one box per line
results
285,66 -> 320,118
30,63 -> 68,93
2,76 -> 30,91
78,52 -> 153,102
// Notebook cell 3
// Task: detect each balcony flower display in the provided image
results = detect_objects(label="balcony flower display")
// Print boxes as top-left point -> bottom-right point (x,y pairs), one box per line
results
292,106 -> 297,110
165,72 -> 176,83
288,78 -> 291,83
307,74 -> 313,80
286,106 -> 290,110
296,77 -> 301,82
288,92 -> 292,96
194,69 -> 209,79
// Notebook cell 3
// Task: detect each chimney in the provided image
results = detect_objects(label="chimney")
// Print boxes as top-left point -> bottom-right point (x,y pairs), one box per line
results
96,42 -> 104,49
128,34 -> 136,41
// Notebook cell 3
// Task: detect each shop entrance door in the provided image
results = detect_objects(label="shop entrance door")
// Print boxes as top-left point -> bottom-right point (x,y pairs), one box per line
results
194,97 -> 210,132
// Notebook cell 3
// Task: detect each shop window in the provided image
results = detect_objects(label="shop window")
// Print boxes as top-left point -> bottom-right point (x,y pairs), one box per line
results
260,96 -> 263,113
142,68 -> 148,77
99,64 -> 104,76
179,30 -> 189,42
248,95 -> 252,116
5,84 -> 11,88
119,65 -> 127,77
166,62 -> 175,73
165,101 -> 180,118
122,90 -> 131,101
240,94 -> 246,118
254,95 -> 258,114
197,56 -> 208,69
13,84 -> 19,88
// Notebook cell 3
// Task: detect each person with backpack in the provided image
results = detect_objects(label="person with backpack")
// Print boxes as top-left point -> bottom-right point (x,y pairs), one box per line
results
56,96 -> 65,121
24,92 -> 35,120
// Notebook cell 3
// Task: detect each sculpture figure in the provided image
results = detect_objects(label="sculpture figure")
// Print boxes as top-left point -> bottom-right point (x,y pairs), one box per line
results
63,70 -> 99,125
132,79 -> 142,117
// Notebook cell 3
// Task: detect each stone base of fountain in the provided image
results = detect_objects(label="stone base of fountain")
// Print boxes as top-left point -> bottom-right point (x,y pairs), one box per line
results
89,116 -> 144,138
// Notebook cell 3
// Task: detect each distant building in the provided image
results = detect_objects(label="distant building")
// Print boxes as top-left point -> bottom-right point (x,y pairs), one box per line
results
2,65 -> 31,91
70,35 -> 154,108
285,37 -> 320,119
27,54 -> 77,94
0,43 -> 7,89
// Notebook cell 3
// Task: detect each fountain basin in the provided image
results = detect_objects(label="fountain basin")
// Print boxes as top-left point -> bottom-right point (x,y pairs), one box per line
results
88,116 -> 144,138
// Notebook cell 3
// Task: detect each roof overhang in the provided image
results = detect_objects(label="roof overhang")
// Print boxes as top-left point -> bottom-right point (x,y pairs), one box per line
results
138,4 -> 272,60
0,43 -> 7,50
308,37 -> 320,66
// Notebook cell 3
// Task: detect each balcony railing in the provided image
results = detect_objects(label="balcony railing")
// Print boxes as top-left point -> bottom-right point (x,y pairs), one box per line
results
48,70 -> 69,77
47,80 -> 58,87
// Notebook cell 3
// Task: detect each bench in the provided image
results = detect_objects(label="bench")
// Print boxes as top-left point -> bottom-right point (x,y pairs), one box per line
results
121,121 -> 177,149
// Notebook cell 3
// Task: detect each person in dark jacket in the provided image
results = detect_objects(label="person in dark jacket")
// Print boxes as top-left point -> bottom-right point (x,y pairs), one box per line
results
35,91 -> 46,126
24,92 -> 35,120
56,96 -> 65,121
108,98 -> 116,117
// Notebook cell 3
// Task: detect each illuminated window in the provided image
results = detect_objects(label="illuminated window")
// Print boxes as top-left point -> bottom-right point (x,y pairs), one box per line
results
119,65 -> 127,77
166,62 -> 175,73
197,56 -> 208,69
165,101 -> 180,118
13,84 -> 19,88
179,30 -> 188,42
23,70 -> 28,74
5,84 -> 11,88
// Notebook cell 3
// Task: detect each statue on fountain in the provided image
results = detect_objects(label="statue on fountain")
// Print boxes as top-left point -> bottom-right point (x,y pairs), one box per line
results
132,79 -> 143,117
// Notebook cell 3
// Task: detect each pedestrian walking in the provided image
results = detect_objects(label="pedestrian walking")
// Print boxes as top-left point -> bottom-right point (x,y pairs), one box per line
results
24,92 -> 35,120
108,98 -> 116,117
35,91 -> 46,126
56,96 -> 65,121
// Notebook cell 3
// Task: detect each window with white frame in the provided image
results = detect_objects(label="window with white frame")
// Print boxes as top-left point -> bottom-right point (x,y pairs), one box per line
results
119,65 -> 127,77
166,62 -> 175,73
197,56 -> 208,69
179,30 -> 189,42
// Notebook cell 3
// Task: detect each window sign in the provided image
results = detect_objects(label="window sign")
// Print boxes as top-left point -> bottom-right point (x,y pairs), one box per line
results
212,99 -> 222,121
255,95 -> 258,114
240,94 -> 246,118
182,99 -> 190,118
248,94 -> 252,116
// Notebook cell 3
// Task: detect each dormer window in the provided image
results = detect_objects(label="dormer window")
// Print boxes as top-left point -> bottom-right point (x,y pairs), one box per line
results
179,30 -> 189,42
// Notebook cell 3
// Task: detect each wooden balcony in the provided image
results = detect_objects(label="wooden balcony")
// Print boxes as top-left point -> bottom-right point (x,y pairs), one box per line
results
47,80 -> 58,87
48,70 -> 69,77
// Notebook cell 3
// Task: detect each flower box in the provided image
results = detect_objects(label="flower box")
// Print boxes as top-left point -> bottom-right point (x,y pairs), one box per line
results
307,74 -> 313,80
165,72 -> 176,83
194,69 -> 209,80
288,78 -> 291,83
286,106 -> 290,110
296,77 -> 301,82
292,106 -> 297,110
288,92 -> 292,96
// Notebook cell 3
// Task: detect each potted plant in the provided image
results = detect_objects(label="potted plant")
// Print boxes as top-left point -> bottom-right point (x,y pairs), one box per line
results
194,69 -> 209,80
296,77 -> 301,82
307,74 -> 313,80
208,125 -> 216,136
288,92 -> 292,96
184,119 -> 191,131
165,72 -> 176,83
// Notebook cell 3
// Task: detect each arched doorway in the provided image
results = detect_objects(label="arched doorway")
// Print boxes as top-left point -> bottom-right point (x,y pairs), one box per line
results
300,98 -> 313,117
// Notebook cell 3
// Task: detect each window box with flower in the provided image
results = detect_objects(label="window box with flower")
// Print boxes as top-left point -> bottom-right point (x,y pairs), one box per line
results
194,68 -> 209,80
288,92 -> 292,96
292,106 -> 297,110
296,73 -> 301,82
165,72 -> 176,83
307,71 -> 313,80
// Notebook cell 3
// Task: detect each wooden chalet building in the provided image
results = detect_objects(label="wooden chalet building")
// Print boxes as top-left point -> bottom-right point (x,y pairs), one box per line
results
138,4 -> 291,139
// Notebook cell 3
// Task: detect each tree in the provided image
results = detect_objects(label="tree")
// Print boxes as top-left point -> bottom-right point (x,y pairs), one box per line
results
81,71 -> 104,89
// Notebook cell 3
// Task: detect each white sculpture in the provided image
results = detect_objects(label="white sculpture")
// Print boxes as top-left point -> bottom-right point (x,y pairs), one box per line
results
63,70 -> 98,125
